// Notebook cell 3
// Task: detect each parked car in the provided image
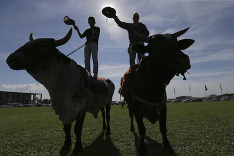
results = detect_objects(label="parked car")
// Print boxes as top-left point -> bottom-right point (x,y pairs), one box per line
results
6,103 -> 24,107
172,99 -> 180,103
24,104 -> 35,107
221,97 -> 230,101
182,99 -> 192,103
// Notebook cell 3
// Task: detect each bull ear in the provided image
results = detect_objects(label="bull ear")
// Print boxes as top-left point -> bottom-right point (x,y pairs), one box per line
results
57,53 -> 71,64
132,44 -> 148,54
178,39 -> 194,50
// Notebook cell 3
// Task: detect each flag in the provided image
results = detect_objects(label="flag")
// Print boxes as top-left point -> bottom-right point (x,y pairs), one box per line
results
189,86 -> 191,91
205,85 -> 208,91
220,84 -> 222,91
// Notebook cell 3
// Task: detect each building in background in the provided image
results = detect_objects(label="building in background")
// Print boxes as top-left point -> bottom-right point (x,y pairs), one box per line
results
0,91 -> 42,105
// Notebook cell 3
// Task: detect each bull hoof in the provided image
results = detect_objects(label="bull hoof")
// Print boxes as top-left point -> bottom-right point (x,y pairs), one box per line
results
164,147 -> 175,154
60,146 -> 71,156
164,144 -> 175,154
72,148 -> 82,156
73,142 -> 83,155
139,143 -> 146,154
130,126 -> 135,132
106,128 -> 111,136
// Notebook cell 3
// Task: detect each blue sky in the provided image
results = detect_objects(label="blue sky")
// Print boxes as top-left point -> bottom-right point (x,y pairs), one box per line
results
1,0 -> 234,101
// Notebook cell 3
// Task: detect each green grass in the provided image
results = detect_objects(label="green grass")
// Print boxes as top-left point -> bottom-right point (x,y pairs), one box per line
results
0,101 -> 233,156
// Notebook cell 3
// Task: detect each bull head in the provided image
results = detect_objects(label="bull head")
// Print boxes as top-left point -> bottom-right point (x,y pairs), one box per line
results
130,27 -> 194,52
6,28 -> 72,71
130,27 -> 194,80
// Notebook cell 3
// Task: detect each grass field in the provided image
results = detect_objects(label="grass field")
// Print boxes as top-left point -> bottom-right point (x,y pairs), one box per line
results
0,101 -> 233,156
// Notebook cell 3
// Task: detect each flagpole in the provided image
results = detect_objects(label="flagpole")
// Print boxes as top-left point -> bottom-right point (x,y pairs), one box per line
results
189,85 -> 191,97
174,87 -> 176,99
220,83 -> 223,95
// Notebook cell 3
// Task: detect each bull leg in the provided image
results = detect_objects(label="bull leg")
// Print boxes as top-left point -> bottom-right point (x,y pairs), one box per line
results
159,105 -> 174,153
127,100 -> 135,132
60,124 -> 72,155
73,112 -> 86,155
101,107 -> 107,131
135,114 -> 146,153
129,107 -> 135,132
105,104 -> 111,136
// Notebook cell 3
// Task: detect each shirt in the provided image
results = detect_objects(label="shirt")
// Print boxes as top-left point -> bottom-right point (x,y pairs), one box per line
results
84,26 -> 100,44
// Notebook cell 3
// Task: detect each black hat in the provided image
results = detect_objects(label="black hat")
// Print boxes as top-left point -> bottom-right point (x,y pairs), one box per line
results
102,7 -> 116,18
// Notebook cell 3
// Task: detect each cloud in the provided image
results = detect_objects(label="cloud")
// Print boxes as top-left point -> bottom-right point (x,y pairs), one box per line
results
2,83 -> 46,92
99,63 -> 129,78
191,49 -> 234,64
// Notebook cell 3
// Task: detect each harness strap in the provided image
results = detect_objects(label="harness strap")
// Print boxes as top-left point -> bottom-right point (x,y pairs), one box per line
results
130,82 -> 163,107
131,93 -> 162,107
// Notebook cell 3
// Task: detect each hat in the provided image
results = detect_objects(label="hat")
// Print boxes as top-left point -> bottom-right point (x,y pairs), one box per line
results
64,16 -> 75,25
102,7 -> 116,18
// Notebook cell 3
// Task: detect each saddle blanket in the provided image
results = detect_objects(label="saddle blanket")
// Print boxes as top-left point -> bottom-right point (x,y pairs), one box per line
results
82,69 -> 108,94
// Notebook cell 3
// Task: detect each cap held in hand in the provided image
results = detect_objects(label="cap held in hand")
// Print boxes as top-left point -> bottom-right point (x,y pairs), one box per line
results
64,16 -> 75,25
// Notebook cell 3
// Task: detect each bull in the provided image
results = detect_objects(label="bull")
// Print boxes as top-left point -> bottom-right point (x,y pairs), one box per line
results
6,28 -> 115,155
122,27 -> 194,153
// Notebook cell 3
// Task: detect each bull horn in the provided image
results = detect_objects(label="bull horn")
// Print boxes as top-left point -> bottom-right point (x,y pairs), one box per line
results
29,33 -> 34,41
173,27 -> 190,38
129,26 -> 150,43
55,28 -> 72,47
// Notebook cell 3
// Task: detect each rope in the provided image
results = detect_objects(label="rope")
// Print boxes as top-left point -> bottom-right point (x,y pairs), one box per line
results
67,44 -> 85,56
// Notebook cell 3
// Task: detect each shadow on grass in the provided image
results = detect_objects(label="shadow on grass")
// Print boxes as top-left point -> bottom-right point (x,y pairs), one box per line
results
133,132 -> 178,156
78,132 -> 121,156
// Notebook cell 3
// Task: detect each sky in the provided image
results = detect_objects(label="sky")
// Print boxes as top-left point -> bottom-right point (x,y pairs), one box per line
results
1,0 -> 234,101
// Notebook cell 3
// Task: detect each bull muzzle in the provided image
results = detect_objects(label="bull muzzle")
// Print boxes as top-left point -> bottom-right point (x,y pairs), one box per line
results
6,53 -> 25,70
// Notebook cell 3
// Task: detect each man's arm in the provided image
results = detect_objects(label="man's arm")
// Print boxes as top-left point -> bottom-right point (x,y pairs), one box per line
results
113,15 -> 129,30
74,25 -> 86,38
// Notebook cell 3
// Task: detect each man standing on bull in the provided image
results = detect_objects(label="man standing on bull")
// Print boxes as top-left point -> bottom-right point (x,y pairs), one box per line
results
74,17 -> 100,79
103,7 -> 149,66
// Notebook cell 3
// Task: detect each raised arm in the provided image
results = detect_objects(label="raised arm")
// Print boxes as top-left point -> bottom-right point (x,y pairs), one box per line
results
74,25 -> 86,39
113,15 -> 129,30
